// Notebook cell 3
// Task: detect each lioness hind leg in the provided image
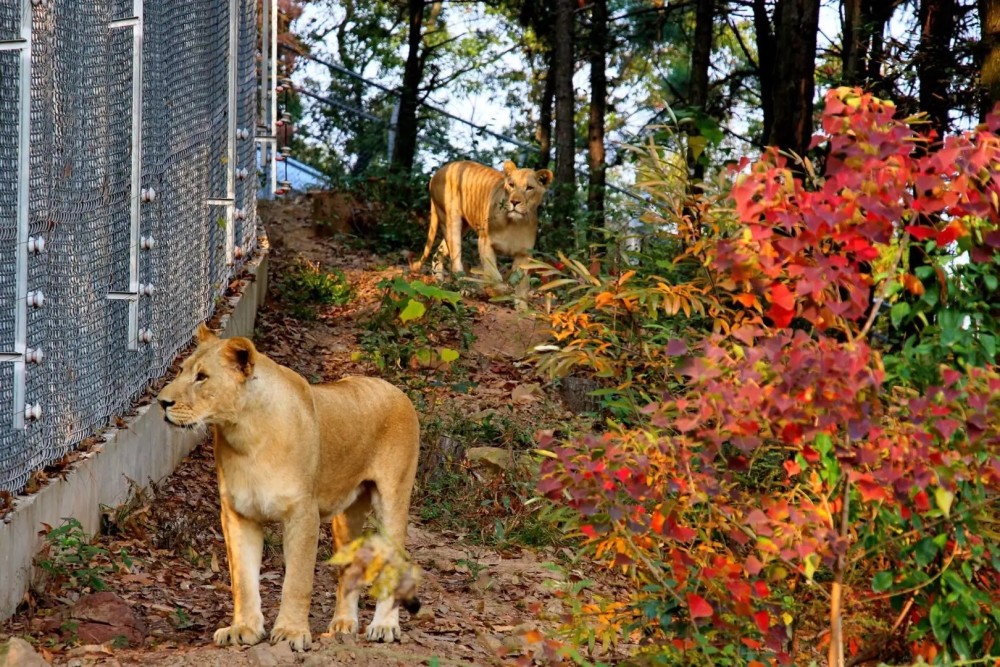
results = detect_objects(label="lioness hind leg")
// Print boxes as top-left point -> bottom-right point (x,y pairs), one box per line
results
215,503 -> 266,647
325,488 -> 372,637
365,484 -> 414,643
445,209 -> 466,275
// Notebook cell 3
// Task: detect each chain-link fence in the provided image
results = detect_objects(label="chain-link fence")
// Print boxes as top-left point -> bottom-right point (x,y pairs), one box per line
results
0,0 -> 261,493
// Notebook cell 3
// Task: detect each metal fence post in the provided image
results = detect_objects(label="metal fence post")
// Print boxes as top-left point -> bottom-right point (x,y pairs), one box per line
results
226,0 -> 239,264
255,0 -> 277,199
0,0 -> 35,428
106,0 -> 154,350
207,0 -> 240,264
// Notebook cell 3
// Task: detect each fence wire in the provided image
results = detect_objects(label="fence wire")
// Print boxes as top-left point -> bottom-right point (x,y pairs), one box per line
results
0,0 -> 260,493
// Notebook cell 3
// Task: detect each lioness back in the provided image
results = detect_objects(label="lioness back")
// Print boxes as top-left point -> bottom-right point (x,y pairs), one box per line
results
428,160 -> 504,232
310,376 -> 420,478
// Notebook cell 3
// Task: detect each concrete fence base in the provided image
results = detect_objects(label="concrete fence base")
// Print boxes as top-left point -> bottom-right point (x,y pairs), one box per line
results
0,247 -> 269,621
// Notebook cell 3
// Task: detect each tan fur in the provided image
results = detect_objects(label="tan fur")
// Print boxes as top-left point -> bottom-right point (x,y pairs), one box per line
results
411,159 -> 553,306
157,324 -> 420,651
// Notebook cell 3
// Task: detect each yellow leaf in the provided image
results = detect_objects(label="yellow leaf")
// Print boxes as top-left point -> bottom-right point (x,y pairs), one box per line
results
688,135 -> 708,161
935,487 -> 954,519
803,553 -> 820,582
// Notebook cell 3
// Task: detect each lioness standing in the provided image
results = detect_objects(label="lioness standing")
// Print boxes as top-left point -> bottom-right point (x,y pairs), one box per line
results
411,159 -> 553,304
157,324 -> 420,650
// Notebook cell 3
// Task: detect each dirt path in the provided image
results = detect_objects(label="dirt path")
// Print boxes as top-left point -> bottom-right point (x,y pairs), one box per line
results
2,198 -> 622,666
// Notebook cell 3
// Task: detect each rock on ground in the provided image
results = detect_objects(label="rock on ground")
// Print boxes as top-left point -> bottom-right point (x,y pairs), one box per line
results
0,637 -> 49,666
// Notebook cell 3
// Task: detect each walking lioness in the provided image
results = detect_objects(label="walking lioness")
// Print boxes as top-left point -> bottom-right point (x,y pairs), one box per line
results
157,324 -> 420,650
411,159 -> 553,304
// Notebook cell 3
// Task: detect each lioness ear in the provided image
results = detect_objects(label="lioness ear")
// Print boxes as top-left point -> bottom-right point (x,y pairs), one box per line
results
196,323 -> 218,344
224,337 -> 257,377
502,160 -> 517,176
535,169 -> 553,187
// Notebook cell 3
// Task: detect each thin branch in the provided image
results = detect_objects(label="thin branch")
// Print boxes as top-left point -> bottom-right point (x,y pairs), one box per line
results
856,233 -> 909,341
727,17 -> 759,71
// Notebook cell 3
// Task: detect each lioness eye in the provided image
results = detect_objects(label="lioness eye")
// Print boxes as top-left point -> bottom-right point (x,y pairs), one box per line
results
195,372 -> 208,382
526,185 -> 534,191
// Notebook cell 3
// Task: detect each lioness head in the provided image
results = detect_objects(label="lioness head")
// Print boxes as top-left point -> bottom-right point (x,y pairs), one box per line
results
502,160 -> 553,221
157,324 -> 257,428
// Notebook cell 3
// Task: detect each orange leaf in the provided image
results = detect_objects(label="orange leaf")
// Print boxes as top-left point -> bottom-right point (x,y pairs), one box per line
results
522,629 -> 543,644
687,593 -> 714,619
901,273 -> 925,296
768,303 -> 795,328
650,510 -> 666,534
733,293 -> 759,308
780,422 -> 803,444
769,282 -> 795,310
754,609 -> 770,633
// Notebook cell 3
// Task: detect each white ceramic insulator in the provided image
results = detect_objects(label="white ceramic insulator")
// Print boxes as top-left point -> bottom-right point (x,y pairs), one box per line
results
27,291 -> 44,308
26,348 -> 43,364
141,235 -> 155,250
26,403 -> 41,420
28,236 -> 45,254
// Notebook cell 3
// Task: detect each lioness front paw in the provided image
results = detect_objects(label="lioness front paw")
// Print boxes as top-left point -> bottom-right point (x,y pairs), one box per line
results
365,621 -> 401,643
324,616 -> 359,636
270,625 -> 312,651
213,623 -> 265,647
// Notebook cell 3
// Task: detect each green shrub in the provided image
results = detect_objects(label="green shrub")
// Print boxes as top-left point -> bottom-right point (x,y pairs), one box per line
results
358,277 -> 472,374
277,258 -> 353,319
37,518 -> 132,594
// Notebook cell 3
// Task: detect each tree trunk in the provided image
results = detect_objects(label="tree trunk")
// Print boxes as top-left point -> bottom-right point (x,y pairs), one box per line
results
687,0 -> 714,186
536,50 -> 555,170
552,0 -> 577,233
841,0 -> 865,84
979,0 -> 1000,117
918,0 -> 956,137
391,0 -> 424,172
752,0 -> 776,146
768,0 -> 821,156
586,0 -> 607,231
841,1 -> 900,91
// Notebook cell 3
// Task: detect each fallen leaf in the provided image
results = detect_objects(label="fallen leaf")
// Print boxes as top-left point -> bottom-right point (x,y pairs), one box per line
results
511,383 -> 543,404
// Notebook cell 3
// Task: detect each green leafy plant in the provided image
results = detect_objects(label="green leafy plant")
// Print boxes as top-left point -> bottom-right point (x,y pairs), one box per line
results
358,277 -> 471,374
456,553 -> 489,582
276,258 -> 353,320
171,607 -> 194,630
37,518 -> 132,594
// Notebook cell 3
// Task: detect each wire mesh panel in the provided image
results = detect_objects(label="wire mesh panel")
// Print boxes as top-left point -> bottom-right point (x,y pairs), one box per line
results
0,0 -> 260,493
0,50 -> 18,353
235,0 -> 257,257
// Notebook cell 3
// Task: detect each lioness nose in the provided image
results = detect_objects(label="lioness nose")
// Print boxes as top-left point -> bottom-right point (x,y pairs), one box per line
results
158,398 -> 175,409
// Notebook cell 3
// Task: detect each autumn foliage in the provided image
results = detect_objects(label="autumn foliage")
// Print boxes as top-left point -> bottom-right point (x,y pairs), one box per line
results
535,89 -> 1000,665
